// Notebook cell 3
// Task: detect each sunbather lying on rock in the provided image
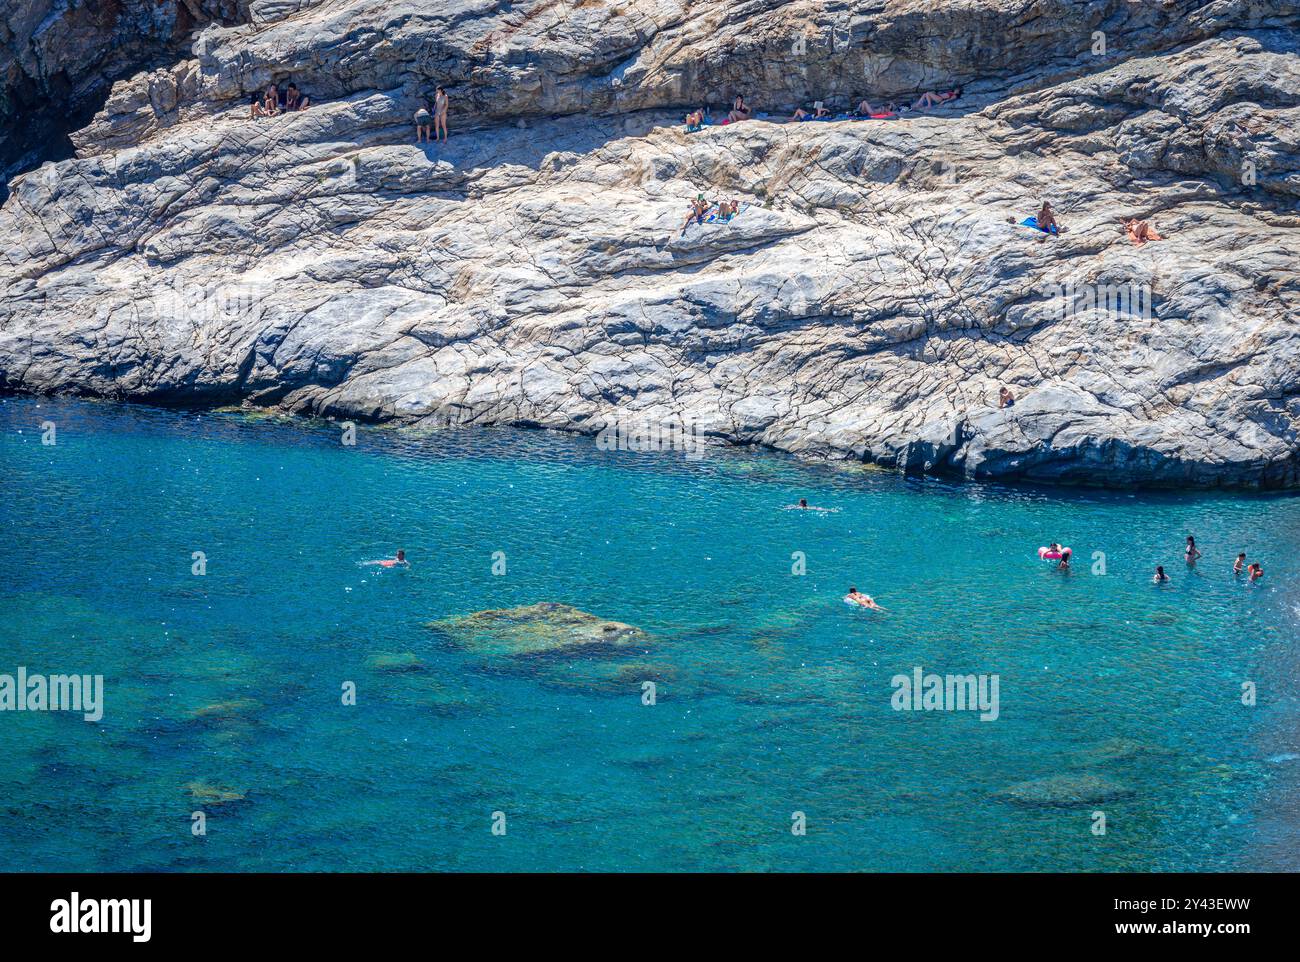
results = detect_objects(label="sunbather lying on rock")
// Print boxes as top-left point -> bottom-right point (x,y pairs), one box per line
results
717,199 -> 739,221
1123,218 -> 1164,245
853,99 -> 884,116
912,88 -> 961,110
679,195 -> 711,235
791,105 -> 830,121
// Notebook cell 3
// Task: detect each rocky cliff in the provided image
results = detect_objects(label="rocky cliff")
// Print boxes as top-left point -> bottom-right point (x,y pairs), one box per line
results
1,0 -> 1298,486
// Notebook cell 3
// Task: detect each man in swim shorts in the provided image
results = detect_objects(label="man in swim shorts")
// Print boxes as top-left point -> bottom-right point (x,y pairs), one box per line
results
1234,552 -> 1247,575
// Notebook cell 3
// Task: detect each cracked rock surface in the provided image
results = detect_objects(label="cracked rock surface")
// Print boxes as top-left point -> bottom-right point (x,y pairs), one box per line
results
1,0 -> 1298,487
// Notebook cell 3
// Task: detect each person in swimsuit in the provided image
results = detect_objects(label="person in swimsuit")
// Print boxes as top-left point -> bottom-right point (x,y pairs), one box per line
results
285,84 -> 301,111
845,587 -> 885,611
263,85 -> 280,117
1153,565 -> 1169,583
1123,218 -> 1164,246
679,194 -> 711,235
999,386 -> 1015,408
365,550 -> 410,568
912,88 -> 961,111
415,103 -> 433,143
1248,562 -> 1264,583
1185,535 -> 1201,564
1233,552 -> 1247,575
1037,201 -> 1059,235
685,108 -> 705,131
728,95 -> 751,123
1057,548 -> 1071,571
854,99 -> 883,116
434,86 -> 449,142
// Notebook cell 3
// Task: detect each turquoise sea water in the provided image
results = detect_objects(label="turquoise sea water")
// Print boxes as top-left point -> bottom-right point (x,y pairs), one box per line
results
1,395 -> 1297,872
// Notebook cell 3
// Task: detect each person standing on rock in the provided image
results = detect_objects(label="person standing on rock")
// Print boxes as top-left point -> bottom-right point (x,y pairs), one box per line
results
415,102 -> 433,143
434,87 -> 449,143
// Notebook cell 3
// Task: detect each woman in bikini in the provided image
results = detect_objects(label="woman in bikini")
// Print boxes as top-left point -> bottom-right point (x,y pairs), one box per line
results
1123,218 -> 1164,245
729,95 -> 751,123
912,88 -> 961,110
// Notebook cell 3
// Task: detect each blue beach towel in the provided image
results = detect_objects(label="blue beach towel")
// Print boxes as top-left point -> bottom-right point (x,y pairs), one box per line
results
1020,216 -> 1059,235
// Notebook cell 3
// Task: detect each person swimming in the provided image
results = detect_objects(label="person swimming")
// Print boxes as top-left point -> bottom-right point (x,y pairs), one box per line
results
364,550 -> 410,568
1057,548 -> 1071,571
786,498 -> 837,512
1153,565 -> 1169,583
1248,562 -> 1264,583
1234,552 -> 1247,575
1185,535 -> 1201,564
845,587 -> 885,611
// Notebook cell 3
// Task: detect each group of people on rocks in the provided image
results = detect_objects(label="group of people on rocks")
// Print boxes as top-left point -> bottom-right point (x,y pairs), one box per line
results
250,81 -> 311,118
790,88 -> 961,121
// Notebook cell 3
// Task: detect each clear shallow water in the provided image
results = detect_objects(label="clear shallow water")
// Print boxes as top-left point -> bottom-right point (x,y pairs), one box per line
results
1,395 -> 1297,872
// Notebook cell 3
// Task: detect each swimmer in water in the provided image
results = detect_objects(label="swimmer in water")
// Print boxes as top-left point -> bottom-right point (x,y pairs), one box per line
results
1185,535 -> 1201,564
1057,548 -> 1071,571
1153,565 -> 1169,583
364,550 -> 409,568
1233,552 -> 1246,575
1248,562 -> 1264,583
845,587 -> 885,611
785,498 -> 837,512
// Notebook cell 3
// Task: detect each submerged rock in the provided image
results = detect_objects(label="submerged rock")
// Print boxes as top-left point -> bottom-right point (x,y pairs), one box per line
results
185,781 -> 247,807
428,603 -> 647,658
538,659 -> 678,696
186,698 -> 260,722
998,773 -> 1135,806
364,652 -> 423,673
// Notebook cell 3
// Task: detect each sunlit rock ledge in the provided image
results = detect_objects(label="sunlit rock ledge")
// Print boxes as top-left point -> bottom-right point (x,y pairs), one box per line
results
1,1 -> 1298,488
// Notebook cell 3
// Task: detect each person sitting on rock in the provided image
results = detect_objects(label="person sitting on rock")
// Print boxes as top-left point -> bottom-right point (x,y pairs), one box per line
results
718,199 -> 741,221
679,194 -> 711,235
286,82 -> 310,111
685,108 -> 705,132
998,386 -> 1015,408
415,102 -> 433,143
912,88 -> 961,111
728,95 -> 751,123
1036,201 -> 1060,237
1123,217 -> 1164,246
250,92 -> 268,119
